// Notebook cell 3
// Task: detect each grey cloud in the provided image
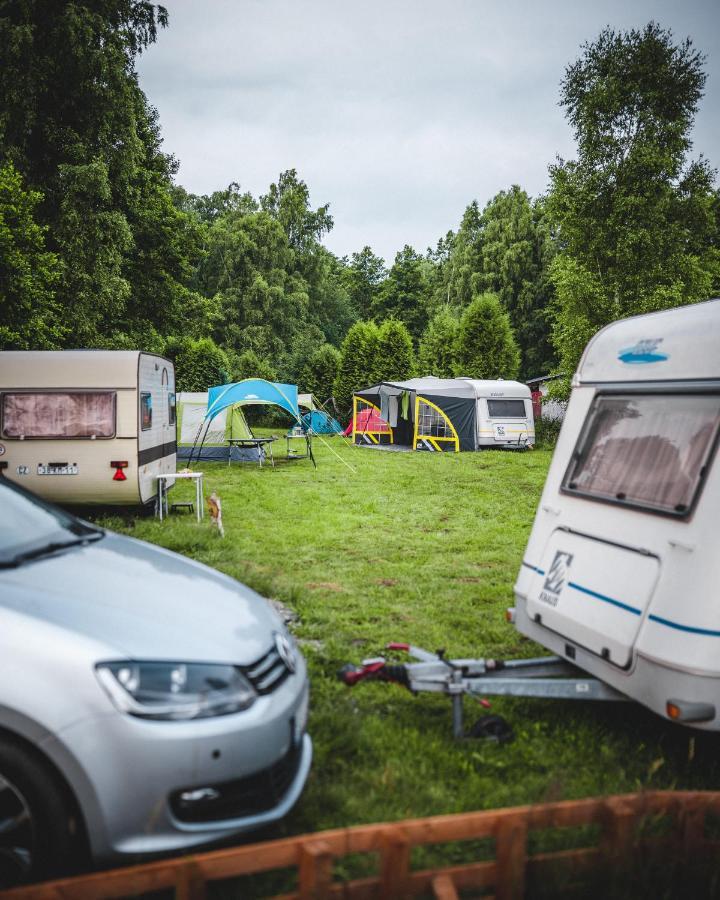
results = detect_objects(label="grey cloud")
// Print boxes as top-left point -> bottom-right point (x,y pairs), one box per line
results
138,0 -> 720,261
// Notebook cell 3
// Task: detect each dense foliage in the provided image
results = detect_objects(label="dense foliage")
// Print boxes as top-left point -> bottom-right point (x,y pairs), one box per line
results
546,23 -> 720,384
455,293 -> 521,380
0,8 -> 717,397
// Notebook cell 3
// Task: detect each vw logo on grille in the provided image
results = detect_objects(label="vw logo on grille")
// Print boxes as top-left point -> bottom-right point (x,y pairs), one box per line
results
275,632 -> 296,674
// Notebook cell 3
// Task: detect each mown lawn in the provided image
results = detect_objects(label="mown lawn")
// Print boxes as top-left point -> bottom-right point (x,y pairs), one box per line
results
101,436 -> 720,877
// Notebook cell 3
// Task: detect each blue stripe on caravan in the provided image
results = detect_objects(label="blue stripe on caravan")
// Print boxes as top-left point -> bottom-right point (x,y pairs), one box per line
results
522,561 -> 545,575
648,614 -> 720,638
567,582 -> 642,616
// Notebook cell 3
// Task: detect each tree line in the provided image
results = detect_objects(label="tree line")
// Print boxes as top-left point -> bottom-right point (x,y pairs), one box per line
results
1,5 -> 718,416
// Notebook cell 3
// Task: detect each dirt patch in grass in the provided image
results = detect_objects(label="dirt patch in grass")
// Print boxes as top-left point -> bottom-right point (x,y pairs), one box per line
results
306,581 -> 345,592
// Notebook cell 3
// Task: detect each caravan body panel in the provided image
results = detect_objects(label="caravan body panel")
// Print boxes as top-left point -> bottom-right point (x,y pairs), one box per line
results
0,351 -> 175,506
514,299 -> 720,729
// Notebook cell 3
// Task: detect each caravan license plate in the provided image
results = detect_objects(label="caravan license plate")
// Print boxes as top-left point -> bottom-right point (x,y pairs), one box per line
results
37,464 -> 79,476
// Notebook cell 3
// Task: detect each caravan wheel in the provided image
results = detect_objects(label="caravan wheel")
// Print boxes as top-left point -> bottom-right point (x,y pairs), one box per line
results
467,714 -> 514,744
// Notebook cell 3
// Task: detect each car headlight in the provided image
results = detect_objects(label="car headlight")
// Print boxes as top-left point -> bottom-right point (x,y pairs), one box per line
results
96,661 -> 257,720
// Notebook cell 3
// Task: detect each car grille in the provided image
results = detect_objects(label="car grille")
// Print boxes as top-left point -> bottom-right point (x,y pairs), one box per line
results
169,741 -> 303,824
241,643 -> 291,695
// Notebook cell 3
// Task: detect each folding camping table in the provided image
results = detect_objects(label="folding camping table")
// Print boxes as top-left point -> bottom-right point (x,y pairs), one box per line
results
155,472 -> 204,522
227,437 -> 276,467
286,426 -> 313,460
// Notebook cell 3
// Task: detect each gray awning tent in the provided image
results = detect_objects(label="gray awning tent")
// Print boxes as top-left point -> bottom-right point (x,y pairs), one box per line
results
353,377 -> 478,452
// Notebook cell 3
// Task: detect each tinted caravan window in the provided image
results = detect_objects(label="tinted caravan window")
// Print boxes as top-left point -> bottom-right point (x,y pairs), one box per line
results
1,392 -> 116,438
487,399 -> 527,418
563,394 -> 720,517
140,392 -> 153,430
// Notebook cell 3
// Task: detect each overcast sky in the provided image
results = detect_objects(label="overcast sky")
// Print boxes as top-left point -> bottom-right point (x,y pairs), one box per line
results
136,0 -> 720,263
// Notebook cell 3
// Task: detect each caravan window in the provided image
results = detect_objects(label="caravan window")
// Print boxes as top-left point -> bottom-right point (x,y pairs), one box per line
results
168,393 -> 176,426
563,394 -> 720,517
1,392 -> 116,439
140,392 -> 153,430
487,399 -> 527,418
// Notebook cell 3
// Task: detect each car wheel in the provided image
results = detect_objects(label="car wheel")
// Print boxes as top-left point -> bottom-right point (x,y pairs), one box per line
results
0,737 -> 81,888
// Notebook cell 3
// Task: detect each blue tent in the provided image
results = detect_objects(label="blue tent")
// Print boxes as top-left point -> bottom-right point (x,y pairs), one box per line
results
207,379 -> 302,422
302,409 -> 344,435
187,379 -> 316,468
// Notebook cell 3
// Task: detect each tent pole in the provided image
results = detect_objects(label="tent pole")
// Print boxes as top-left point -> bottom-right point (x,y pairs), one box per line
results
315,433 -> 357,473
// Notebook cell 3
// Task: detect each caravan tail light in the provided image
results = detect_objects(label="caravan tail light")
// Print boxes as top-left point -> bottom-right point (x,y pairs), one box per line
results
111,461 -> 128,482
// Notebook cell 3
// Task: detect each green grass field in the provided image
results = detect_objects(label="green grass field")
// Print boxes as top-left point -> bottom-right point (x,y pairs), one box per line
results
101,436 -> 720,857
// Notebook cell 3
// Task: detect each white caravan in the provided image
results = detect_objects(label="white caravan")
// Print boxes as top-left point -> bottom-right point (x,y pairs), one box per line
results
465,379 -> 535,448
514,299 -> 720,728
0,351 -> 176,505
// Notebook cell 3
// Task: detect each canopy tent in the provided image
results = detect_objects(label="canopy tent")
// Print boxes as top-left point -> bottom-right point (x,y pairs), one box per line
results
302,409 -> 344,435
177,392 -> 261,463
188,379 -> 315,467
353,377 -> 533,452
207,379 -> 302,422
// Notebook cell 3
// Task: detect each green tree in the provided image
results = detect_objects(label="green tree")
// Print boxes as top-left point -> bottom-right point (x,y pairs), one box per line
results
546,23 -> 720,380
455,293 -> 520,380
342,246 -> 386,318
229,349 -> 277,383
417,307 -> 459,377
376,318 -> 414,381
373,245 -> 431,341
260,169 -> 333,253
333,320 -> 381,415
0,1 -> 206,348
299,343 -> 341,403
0,162 -> 62,349
197,209 -> 305,361
172,337 -> 230,392
445,202 -> 483,307
478,187 -> 556,379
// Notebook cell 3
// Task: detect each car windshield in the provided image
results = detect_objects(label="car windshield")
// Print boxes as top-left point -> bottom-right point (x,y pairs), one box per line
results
0,479 -> 103,566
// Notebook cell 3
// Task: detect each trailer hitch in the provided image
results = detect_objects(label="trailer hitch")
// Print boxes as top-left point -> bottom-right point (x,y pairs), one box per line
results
339,641 -> 627,739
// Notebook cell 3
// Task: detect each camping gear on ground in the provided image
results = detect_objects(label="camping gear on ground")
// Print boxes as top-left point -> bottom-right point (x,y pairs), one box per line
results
188,379 -> 316,468
227,435 -> 277,467
0,350 -> 176,506
352,377 -> 535,451
177,392 -> 261,464
342,299 -> 720,734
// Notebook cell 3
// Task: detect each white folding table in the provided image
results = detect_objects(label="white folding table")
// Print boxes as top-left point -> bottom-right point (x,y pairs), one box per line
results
156,472 -> 204,522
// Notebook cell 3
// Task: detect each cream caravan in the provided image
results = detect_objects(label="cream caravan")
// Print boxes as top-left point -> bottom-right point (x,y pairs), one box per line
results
0,351 -> 176,505
514,299 -> 720,728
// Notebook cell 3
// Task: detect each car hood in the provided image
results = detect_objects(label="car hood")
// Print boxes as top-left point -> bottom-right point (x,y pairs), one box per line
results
0,532 -> 285,662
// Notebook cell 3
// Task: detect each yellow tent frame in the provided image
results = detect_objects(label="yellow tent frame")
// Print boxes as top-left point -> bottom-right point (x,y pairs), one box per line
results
352,396 -> 394,444
412,395 -> 460,452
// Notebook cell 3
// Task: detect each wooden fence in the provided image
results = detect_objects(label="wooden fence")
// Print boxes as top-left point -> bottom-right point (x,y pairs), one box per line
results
5,791 -> 720,900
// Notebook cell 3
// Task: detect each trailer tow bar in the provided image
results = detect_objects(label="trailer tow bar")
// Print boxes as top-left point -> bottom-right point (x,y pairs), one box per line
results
339,643 -> 628,739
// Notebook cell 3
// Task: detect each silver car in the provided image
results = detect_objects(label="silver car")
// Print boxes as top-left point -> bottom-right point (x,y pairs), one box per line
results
0,477 -> 312,887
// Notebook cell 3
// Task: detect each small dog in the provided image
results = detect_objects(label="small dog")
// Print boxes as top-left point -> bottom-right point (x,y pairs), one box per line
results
207,491 -> 224,537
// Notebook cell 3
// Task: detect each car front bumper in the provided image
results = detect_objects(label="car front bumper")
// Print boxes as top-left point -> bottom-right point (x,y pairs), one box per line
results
41,674 -> 311,860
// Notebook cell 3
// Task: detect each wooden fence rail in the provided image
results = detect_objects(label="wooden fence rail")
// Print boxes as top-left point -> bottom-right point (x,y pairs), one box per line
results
4,791 -> 720,900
